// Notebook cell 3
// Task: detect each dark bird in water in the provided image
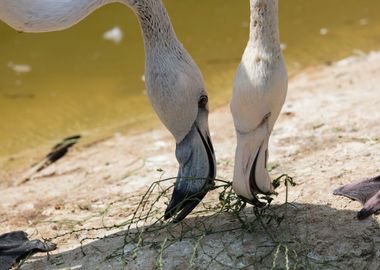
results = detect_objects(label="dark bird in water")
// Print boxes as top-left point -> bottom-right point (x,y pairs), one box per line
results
0,231 -> 56,270
333,175 -> 380,219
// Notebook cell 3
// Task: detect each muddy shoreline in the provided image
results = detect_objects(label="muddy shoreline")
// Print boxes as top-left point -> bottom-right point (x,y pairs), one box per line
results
1,51 -> 379,269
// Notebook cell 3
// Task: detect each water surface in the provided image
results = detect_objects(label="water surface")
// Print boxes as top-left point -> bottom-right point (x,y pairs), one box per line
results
1,0 -> 380,157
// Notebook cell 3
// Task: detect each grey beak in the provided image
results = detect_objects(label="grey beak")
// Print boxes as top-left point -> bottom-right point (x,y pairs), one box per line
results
240,145 -> 269,208
164,125 -> 216,221
357,190 -> 380,219
232,113 -> 274,204
333,175 -> 380,219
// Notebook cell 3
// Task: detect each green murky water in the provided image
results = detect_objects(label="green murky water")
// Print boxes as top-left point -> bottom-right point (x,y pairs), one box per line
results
1,0 -> 380,157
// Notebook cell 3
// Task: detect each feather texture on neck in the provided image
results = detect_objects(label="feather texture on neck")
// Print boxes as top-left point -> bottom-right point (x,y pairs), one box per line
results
248,0 -> 281,57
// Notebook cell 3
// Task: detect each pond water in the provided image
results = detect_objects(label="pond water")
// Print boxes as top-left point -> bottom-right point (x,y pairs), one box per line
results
1,0 -> 380,157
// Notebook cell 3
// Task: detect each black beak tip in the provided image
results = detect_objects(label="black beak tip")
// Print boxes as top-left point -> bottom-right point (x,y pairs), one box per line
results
164,203 -> 180,221
164,197 -> 202,222
164,183 -> 213,222
333,187 -> 343,196
239,195 -> 267,208
164,196 -> 180,220
357,208 -> 373,220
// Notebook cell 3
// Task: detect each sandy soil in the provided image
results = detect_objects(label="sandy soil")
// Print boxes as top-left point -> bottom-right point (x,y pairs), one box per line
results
0,51 -> 379,269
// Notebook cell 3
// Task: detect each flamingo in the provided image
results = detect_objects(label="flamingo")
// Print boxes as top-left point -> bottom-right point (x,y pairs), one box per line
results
230,0 -> 287,203
230,0 -> 380,219
0,0 -> 216,221
334,175 -> 380,219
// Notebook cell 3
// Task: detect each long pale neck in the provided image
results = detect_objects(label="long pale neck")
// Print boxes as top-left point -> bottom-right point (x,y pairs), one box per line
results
248,0 -> 281,55
124,0 -> 180,53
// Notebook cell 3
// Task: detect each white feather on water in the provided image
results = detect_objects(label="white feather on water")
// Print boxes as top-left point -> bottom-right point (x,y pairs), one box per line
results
102,26 -> 123,44
319,27 -> 329,36
7,62 -> 31,74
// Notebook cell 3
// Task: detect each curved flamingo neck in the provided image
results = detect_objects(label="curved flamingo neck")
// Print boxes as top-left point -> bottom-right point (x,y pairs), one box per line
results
122,0 -> 180,57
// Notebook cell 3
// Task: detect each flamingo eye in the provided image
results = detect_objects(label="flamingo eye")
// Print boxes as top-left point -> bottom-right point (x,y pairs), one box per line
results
198,95 -> 208,108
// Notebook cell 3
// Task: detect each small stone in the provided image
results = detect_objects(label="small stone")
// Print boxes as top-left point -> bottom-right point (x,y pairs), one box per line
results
123,243 -> 136,257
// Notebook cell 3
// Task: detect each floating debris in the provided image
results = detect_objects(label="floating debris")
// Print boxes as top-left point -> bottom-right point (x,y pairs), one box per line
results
7,62 -> 31,74
102,26 -> 124,44
319,27 -> 328,36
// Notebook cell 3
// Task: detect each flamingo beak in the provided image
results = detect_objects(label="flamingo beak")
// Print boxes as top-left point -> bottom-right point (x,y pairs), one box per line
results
357,191 -> 380,219
232,114 -> 274,206
164,124 -> 216,222
333,175 -> 380,219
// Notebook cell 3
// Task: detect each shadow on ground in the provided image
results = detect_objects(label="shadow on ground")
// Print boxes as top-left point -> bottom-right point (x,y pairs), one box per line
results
23,203 -> 380,270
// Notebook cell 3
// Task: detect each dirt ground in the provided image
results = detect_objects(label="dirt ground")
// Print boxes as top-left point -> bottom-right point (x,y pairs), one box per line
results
0,51 -> 379,269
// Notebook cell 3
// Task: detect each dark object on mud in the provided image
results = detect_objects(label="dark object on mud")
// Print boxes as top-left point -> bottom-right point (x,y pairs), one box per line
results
0,231 -> 56,270
37,135 -> 82,173
17,135 -> 81,185
333,175 -> 380,219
